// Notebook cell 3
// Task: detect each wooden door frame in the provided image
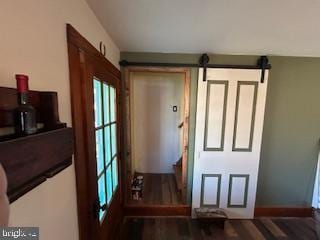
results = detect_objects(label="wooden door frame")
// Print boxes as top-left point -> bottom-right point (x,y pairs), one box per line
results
123,66 -> 190,208
66,24 -> 123,240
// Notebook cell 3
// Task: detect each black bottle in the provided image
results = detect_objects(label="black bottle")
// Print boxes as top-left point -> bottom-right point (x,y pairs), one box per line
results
14,74 -> 37,136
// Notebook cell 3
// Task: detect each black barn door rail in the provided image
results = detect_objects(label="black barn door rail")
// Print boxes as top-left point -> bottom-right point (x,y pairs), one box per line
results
119,54 -> 271,83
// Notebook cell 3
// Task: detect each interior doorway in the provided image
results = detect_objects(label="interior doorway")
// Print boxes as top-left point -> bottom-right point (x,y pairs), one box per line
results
124,67 -> 190,209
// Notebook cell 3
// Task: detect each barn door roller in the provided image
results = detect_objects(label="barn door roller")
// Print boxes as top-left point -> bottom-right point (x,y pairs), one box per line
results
199,54 -> 210,82
257,56 -> 269,83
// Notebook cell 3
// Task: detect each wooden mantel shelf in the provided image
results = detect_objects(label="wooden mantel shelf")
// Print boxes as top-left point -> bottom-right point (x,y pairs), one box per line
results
0,86 -> 74,202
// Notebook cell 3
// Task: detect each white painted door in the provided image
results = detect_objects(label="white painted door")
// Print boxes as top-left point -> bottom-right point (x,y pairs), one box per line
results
192,68 -> 268,219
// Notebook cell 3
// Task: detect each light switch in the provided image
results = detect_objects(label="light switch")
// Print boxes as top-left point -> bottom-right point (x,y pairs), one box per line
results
173,106 -> 177,112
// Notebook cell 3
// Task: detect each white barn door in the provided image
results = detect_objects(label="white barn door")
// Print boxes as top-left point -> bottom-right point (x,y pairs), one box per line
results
192,68 -> 268,218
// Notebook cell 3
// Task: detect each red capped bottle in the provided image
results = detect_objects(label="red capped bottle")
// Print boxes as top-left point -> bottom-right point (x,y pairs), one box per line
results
14,74 -> 37,135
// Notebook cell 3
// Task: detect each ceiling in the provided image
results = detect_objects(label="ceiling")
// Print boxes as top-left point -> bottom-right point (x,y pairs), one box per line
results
86,0 -> 320,57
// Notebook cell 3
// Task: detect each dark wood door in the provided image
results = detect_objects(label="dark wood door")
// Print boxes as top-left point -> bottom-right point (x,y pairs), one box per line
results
84,53 -> 122,239
67,25 -> 122,240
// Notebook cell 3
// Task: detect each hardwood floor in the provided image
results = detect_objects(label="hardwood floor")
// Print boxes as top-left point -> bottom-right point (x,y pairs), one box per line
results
118,217 -> 320,239
128,173 -> 183,205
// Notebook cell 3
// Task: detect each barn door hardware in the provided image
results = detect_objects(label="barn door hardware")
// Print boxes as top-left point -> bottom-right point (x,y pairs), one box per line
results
119,54 -> 272,78
257,56 -> 269,83
199,54 -> 210,82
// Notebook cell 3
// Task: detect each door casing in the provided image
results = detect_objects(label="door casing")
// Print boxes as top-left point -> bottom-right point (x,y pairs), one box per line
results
123,67 -> 190,205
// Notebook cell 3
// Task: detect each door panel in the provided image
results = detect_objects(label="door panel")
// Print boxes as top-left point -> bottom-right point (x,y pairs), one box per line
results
192,68 -> 268,219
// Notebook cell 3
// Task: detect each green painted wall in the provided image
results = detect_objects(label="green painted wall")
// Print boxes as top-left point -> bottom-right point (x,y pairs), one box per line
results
121,52 -> 320,206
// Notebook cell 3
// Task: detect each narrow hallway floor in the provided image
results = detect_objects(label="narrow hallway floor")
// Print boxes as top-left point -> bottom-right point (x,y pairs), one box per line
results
128,173 -> 182,205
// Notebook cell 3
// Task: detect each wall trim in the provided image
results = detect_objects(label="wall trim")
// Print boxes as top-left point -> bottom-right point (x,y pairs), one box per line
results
254,206 -> 314,217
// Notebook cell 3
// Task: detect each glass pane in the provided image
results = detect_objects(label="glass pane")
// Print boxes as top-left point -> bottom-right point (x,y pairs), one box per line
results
112,158 -> 118,189
111,123 -> 117,156
95,129 -> 104,175
104,126 -> 111,166
110,86 -> 116,122
103,83 -> 110,124
98,175 -> 106,221
93,79 -> 102,127
106,166 -> 112,204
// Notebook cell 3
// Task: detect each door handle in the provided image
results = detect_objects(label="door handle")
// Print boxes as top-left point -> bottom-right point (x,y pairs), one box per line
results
93,199 -> 107,219
100,203 -> 107,211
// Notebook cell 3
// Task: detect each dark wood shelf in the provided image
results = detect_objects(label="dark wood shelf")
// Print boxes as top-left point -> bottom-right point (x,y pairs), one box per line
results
0,128 -> 73,202
0,86 -> 74,202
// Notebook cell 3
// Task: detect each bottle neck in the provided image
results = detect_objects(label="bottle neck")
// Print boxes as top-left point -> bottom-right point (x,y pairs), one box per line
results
18,92 -> 28,105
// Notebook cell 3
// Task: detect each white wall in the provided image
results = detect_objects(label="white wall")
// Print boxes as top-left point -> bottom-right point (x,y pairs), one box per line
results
131,72 -> 184,174
0,1 -> 120,239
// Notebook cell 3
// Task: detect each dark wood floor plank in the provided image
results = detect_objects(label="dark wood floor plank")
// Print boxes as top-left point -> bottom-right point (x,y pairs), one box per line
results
209,222 -> 226,240
169,174 -> 179,204
259,218 -> 287,238
119,217 -> 320,240
230,220 -> 254,240
302,218 -> 320,237
143,174 -> 152,204
188,219 -> 203,240
224,221 -> 239,239
241,220 -> 266,240
273,218 -> 304,240
155,218 -> 167,240
142,218 -> 156,240
152,174 -> 162,204
288,218 -> 317,240
126,218 -> 144,240
161,174 -> 171,204
176,218 -> 192,240
198,220 -> 213,238
252,219 -> 277,240
165,218 -> 179,239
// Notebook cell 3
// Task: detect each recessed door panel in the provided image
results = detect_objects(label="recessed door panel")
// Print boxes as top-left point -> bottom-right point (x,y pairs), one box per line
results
201,174 -> 221,207
204,81 -> 228,151
232,82 -> 258,151
228,174 -> 249,208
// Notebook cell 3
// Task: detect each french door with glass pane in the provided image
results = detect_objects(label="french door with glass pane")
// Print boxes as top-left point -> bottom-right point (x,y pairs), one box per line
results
81,54 -> 121,239
93,79 -> 118,221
